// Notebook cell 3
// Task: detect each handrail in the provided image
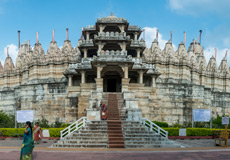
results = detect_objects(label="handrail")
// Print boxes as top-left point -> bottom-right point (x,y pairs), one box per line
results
60,117 -> 87,139
142,118 -> 168,139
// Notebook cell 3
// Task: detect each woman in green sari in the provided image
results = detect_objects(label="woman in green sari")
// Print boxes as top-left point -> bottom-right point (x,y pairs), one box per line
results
20,121 -> 34,160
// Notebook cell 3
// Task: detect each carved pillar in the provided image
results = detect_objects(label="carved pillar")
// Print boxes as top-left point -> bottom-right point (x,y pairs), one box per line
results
99,25 -> 106,33
119,42 -> 126,52
139,70 -> 144,84
134,32 -> 137,41
137,49 -> 141,58
83,49 -> 87,58
97,66 -> 102,78
81,71 -> 86,83
86,32 -> 89,41
119,25 -> 125,32
68,75 -> 73,87
97,42 -> 105,56
151,75 -> 156,87
124,66 -> 128,78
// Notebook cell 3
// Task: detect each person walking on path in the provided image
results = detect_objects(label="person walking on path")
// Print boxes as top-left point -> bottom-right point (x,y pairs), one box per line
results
20,121 -> 34,160
33,122 -> 43,144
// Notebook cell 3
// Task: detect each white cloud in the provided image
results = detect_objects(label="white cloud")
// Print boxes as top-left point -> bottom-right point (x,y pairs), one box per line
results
3,44 -> 18,64
142,27 -> 176,50
204,47 -> 229,66
168,0 -> 230,16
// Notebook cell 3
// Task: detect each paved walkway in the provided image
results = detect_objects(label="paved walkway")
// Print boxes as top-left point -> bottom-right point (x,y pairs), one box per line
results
1,147 -> 230,160
1,139 -> 230,159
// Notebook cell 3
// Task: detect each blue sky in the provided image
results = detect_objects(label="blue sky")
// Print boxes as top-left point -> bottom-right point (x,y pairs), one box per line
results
0,0 -> 230,65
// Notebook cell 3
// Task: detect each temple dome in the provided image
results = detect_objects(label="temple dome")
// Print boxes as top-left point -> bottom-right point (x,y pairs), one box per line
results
219,57 -> 229,73
4,55 -> 15,71
207,56 -> 217,72
0,62 -> 3,73
106,13 -> 118,19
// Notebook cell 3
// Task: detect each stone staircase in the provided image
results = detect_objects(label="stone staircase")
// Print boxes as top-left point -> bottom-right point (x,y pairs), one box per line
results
52,92 -> 182,149
122,121 -> 181,148
52,121 -> 108,148
107,93 -> 125,148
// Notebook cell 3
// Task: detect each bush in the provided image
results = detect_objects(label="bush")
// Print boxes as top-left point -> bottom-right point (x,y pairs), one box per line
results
0,128 -> 65,137
152,121 -> 169,128
0,111 -> 15,128
61,124 -> 71,128
163,128 -> 179,136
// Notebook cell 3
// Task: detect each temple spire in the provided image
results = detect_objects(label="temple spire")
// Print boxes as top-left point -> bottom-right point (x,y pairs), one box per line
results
36,32 -> 39,44
66,28 -> 69,40
52,29 -> 55,42
184,32 -> 186,45
18,30 -> 20,49
7,47 -> 9,57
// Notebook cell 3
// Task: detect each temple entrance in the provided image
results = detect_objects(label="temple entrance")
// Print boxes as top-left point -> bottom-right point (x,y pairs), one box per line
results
107,79 -> 117,92
103,75 -> 121,92
102,65 -> 123,92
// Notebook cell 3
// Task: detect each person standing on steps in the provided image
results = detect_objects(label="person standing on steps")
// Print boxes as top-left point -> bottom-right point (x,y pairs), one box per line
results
98,101 -> 108,120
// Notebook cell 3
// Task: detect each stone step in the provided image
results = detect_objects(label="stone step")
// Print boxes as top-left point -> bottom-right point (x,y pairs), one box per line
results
74,130 -> 107,134
59,140 -> 108,144
65,137 -> 108,141
53,143 -> 108,148
124,137 -> 165,141
125,141 -> 162,145
124,134 -> 160,137
109,144 -> 125,148
125,144 -> 162,148
109,141 -> 125,144
71,133 -> 107,137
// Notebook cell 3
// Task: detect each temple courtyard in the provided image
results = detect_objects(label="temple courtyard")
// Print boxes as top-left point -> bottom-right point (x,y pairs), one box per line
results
1,139 -> 230,159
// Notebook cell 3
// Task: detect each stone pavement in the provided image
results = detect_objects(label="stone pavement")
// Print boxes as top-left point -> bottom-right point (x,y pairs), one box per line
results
1,147 -> 230,160
1,139 -> 230,159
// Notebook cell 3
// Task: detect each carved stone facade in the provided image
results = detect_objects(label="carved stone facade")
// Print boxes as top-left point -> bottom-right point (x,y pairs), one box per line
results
0,14 -> 230,125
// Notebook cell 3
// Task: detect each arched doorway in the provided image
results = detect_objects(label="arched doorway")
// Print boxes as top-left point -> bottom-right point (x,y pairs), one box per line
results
102,66 -> 123,92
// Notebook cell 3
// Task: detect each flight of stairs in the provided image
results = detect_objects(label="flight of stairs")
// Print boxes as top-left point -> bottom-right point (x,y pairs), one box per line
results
52,92 -> 182,149
52,121 -> 108,148
107,93 -> 125,148
122,121 -> 181,148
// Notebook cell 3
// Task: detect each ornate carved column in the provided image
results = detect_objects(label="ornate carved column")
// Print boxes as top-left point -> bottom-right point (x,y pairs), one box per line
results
81,71 -> 86,83
137,49 -> 141,58
95,64 -> 104,91
83,49 -> 87,58
68,75 -> 73,87
138,70 -> 144,84
86,32 -> 89,41
99,24 -> 106,33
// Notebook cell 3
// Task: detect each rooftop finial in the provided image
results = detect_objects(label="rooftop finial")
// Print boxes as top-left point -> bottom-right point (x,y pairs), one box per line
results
111,12 -> 114,16
7,47 -> 9,57
18,30 -> 20,49
36,32 -> 39,44
52,29 -> 55,43
66,28 -> 69,40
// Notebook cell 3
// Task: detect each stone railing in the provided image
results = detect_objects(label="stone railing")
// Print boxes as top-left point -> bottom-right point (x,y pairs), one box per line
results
130,40 -> 145,47
99,50 -> 127,56
97,17 -> 127,23
132,57 -> 143,64
128,25 -> 141,31
83,25 -> 96,31
94,32 -> 130,40
78,39 -> 94,46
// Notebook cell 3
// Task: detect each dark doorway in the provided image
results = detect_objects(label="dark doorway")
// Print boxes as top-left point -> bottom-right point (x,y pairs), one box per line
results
103,75 -> 121,92
107,79 -> 117,92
